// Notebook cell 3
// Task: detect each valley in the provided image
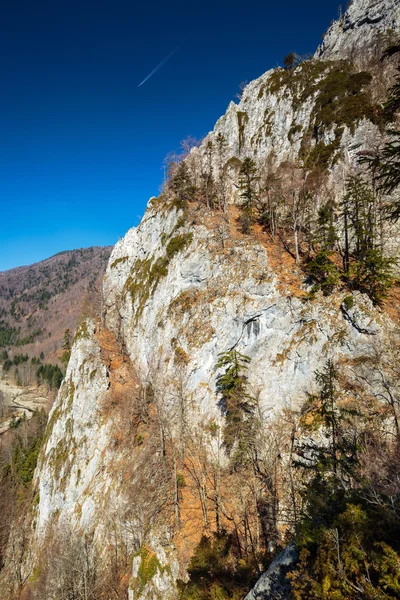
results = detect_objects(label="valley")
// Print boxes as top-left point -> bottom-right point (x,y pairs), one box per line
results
0,376 -> 49,435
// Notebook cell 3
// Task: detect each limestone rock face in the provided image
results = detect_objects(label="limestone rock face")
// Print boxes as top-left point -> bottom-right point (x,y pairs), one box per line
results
316,0 -> 400,64
20,1 -> 400,598
102,204 -> 391,427
188,4 -> 393,202
36,320 -> 112,533
245,544 -> 297,600
32,195 -> 396,598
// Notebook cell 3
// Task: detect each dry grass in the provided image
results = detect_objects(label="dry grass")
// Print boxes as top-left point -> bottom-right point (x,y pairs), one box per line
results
382,284 -> 400,324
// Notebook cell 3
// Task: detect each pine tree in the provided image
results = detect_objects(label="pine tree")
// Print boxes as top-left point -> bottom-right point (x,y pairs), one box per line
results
202,140 -> 217,208
361,45 -> 400,219
216,350 -> 255,463
306,202 -> 340,295
238,158 -> 259,233
170,162 -> 194,209
297,360 -> 358,481
62,329 -> 71,350
315,202 -> 337,251
351,247 -> 395,304
61,328 -> 72,367
341,175 -> 395,304
216,133 -> 228,210
284,52 -> 297,71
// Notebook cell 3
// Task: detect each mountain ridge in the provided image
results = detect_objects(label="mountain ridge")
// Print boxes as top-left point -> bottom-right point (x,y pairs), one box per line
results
0,246 -> 112,362
1,1 -> 400,598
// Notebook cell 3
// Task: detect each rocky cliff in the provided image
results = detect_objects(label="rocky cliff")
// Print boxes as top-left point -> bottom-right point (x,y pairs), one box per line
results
316,0 -> 400,63
4,1 -> 400,599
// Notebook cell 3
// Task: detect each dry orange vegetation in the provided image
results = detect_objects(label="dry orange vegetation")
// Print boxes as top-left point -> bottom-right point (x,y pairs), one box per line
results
199,202 -> 306,298
382,283 -> 400,324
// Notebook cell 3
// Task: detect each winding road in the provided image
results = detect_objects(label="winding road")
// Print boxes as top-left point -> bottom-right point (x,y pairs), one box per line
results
0,378 -> 49,435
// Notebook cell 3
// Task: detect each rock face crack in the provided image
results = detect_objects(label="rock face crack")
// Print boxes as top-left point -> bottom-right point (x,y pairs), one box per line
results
358,14 -> 385,25
232,305 -> 278,349
341,305 -> 377,336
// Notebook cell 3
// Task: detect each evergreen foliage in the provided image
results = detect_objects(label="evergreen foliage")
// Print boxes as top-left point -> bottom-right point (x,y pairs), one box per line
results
216,350 -> 255,464
178,532 -> 258,600
284,52 -> 297,71
12,428 -> 44,484
296,360 -> 358,480
361,46 -> 400,219
290,362 -> 400,599
0,321 -> 18,347
305,251 -> 340,296
61,328 -> 72,367
36,363 -> 64,389
238,158 -> 259,233
341,175 -> 395,304
305,202 -> 340,295
170,162 -> 196,210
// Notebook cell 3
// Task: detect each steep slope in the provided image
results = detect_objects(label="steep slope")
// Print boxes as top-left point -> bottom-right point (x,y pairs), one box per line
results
4,1 -> 400,599
30,204 -> 397,599
0,247 -> 112,361
316,0 -> 400,63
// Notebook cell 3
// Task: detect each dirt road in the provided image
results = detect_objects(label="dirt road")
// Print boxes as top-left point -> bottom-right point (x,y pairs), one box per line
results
0,378 -> 49,435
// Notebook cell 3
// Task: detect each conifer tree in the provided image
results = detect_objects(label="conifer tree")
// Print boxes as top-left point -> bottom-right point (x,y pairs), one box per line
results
61,328 -> 72,367
315,202 -> 337,251
238,158 -> 259,233
202,140 -> 217,209
341,175 -> 394,304
290,360 -> 400,599
361,44 -> 400,219
216,350 -> 255,464
170,162 -> 194,209
306,202 -> 340,295
297,360 -> 362,490
284,52 -> 297,71
216,133 -> 228,210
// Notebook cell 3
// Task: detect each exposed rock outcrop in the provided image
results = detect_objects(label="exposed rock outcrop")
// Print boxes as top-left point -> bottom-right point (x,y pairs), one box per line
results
245,544 -> 297,600
316,0 -> 400,64
5,1 -> 400,599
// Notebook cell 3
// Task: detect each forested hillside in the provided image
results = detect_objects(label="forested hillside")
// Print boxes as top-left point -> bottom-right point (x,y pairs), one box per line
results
0,247 -> 111,362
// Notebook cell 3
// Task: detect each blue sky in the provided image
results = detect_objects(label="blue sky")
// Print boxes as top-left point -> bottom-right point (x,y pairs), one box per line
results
0,0 -> 341,270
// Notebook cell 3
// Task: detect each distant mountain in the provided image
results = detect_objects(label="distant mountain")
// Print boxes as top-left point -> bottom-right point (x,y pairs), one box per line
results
0,246 -> 112,361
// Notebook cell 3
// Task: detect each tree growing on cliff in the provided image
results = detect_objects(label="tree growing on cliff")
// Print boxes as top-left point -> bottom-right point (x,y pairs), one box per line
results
360,44 -> 400,220
201,140 -> 217,209
216,132 -> 229,211
305,201 -> 340,295
341,175 -> 395,304
283,52 -> 297,70
216,350 -> 255,465
61,328 -> 71,367
290,361 -> 400,599
296,360 -> 358,480
238,158 -> 259,233
170,162 -> 195,209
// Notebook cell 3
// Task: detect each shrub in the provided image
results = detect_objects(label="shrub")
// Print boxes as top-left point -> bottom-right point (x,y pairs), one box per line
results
166,233 -> 193,259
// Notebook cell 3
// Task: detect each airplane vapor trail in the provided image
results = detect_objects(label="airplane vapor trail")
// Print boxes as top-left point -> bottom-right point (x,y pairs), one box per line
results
138,46 -> 180,87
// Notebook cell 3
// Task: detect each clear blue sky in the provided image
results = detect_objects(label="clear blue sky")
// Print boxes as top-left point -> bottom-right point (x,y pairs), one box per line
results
0,0 -> 341,270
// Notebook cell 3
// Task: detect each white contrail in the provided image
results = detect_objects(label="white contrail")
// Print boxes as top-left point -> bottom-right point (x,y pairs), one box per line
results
138,47 -> 180,87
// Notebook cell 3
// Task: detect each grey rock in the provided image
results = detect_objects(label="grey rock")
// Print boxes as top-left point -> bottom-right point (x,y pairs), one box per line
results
245,544 -> 297,600
15,2 -> 400,599
316,0 -> 400,65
